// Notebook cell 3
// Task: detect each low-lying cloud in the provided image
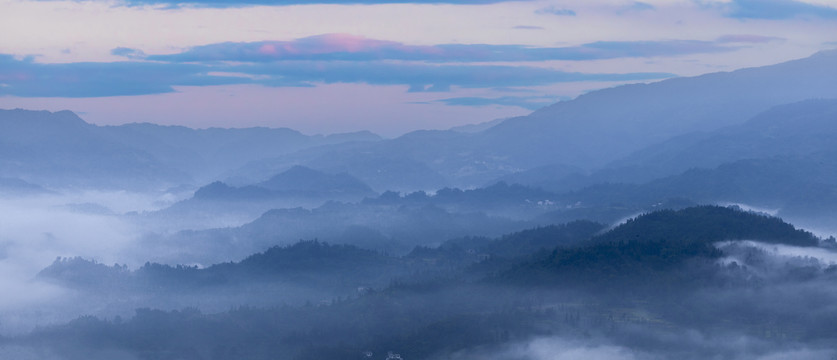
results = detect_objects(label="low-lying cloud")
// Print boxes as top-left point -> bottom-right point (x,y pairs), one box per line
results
443,329 -> 837,360
0,191 -> 172,333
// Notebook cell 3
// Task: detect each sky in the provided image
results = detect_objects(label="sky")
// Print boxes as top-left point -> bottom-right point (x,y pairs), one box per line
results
0,0 -> 836,136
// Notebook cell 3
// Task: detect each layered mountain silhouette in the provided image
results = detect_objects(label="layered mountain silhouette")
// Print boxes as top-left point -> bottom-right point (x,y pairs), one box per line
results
4,50 -> 836,191
191,166 -> 375,201
482,50 -> 837,170
138,166 -> 377,232
0,109 -> 381,190
9,48 -> 837,360
228,50 -> 837,190
257,165 -> 374,196
602,99 -> 837,183
0,109 -> 190,189
499,99 -> 837,194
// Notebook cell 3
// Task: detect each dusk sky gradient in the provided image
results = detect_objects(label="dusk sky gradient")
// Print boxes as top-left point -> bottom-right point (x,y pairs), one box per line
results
1,0 -> 836,136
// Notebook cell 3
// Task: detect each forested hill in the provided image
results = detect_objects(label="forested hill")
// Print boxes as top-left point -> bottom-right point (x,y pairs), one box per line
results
593,205 -> 818,247
38,241 -> 408,293
210,240 -> 396,276
21,206 -> 835,360
501,206 -> 820,287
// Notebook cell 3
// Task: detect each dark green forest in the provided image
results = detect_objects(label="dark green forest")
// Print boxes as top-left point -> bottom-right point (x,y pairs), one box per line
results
18,206 -> 836,360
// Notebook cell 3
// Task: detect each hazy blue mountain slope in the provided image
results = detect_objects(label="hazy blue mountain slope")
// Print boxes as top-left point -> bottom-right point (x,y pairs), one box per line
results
362,182 -> 562,220
487,163 -> 585,190
602,99 -> 837,182
98,124 -> 327,182
550,152 -> 837,225
448,117 -> 506,133
0,109 -> 383,190
4,51 -> 836,192
481,50 -> 837,170
136,200 -> 532,265
0,109 -> 191,189
257,165 -> 374,196
497,99 -> 837,194
192,181 -> 274,201
138,166 -> 378,232
224,51 -> 837,191
225,139 -> 451,192
413,50 -> 837,186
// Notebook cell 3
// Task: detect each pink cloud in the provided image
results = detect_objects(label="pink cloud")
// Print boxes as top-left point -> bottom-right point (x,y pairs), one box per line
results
164,34 -> 446,62
304,33 -> 394,53
257,44 -> 279,55
149,34 -> 746,63
252,34 -> 405,58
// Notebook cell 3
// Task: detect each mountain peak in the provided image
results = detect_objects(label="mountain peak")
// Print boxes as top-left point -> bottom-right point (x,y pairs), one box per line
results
0,108 -> 89,128
811,48 -> 837,57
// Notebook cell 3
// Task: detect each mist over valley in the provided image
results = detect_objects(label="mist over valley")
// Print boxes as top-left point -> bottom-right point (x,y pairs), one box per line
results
2,39 -> 837,359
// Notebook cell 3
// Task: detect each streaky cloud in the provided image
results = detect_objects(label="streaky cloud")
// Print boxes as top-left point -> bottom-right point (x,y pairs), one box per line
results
535,6 -> 576,16
724,0 -> 837,19
716,34 -> 784,44
115,0 -> 530,7
232,61 -> 675,89
0,54 -> 244,97
149,33 -> 740,63
512,25 -> 545,30
111,47 -> 147,60
626,1 -> 654,12
0,54 -> 674,98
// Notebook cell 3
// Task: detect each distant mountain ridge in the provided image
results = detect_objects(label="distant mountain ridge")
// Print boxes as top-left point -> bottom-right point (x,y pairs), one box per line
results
602,99 -> 837,182
225,50 -> 837,191
497,99 -> 837,193
0,109 -> 382,190
191,166 -> 375,200
257,165 -> 374,195
486,49 -> 837,168
0,109 -> 191,189
4,51 -> 837,192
